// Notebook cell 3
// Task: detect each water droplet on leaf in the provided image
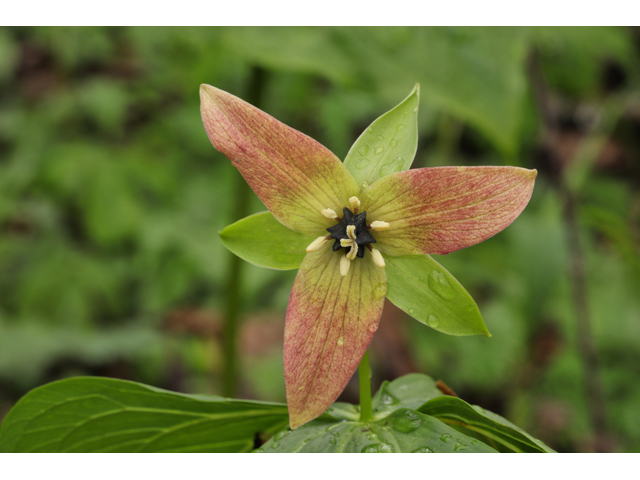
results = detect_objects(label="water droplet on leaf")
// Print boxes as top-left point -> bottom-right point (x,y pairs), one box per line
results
377,135 -> 385,140
392,409 -> 422,433
455,442 -> 467,451
408,308 -> 415,315
271,442 -> 280,448
329,437 -> 337,445
428,270 -> 455,300
440,433 -> 453,443
412,446 -> 434,453
361,443 -> 394,453
427,314 -> 440,329
380,393 -> 397,405
274,430 -> 289,441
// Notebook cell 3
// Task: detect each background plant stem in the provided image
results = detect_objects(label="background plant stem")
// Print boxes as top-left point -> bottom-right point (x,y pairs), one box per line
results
222,66 -> 268,398
358,350 -> 373,422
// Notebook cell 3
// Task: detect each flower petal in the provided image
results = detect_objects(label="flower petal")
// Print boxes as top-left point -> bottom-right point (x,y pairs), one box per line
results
284,247 -> 387,429
361,166 -> 537,255
200,85 -> 359,236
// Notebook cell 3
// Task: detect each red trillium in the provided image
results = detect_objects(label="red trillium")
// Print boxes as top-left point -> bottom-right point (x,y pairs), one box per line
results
200,84 -> 536,428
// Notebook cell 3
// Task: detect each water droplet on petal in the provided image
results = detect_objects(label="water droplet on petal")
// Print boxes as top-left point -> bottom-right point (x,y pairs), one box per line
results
367,127 -> 374,133
368,322 -> 378,333
427,314 -> 440,329
377,135 -> 385,140
440,433 -> 453,443
392,409 -> 422,433
375,146 -> 385,154
361,181 -> 369,189
373,283 -> 388,299
412,446 -> 434,453
413,106 -> 419,112
337,337 -> 344,346
428,270 -> 455,300
389,139 -> 399,147
359,145 -> 369,156
396,124 -> 406,132
408,308 -> 415,315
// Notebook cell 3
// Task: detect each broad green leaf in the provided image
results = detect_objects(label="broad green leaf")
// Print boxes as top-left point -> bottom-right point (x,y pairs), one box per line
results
259,408 -> 496,453
0,377 -> 289,453
371,373 -> 443,419
419,396 -> 555,453
219,211 -> 314,270
385,254 -> 490,336
344,84 -> 419,189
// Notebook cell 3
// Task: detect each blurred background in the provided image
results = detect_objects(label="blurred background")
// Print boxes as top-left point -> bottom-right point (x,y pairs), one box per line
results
0,26 -> 638,453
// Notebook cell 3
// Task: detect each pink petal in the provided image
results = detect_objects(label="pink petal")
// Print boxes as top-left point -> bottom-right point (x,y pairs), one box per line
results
361,166 -> 537,255
200,85 -> 359,236
284,247 -> 387,428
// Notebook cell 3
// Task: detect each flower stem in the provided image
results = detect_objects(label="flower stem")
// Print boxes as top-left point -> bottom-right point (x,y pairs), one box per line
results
358,350 -> 373,422
222,66 -> 268,398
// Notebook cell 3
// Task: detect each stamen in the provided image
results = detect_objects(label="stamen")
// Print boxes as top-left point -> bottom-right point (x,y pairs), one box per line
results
340,254 -> 351,277
306,236 -> 329,253
370,221 -> 390,231
321,208 -> 337,219
371,248 -> 385,268
346,225 -> 357,241
349,196 -> 361,212
347,245 -> 358,260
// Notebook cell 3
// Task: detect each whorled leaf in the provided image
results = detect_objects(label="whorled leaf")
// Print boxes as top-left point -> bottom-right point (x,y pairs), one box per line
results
219,211 -> 313,270
344,84 -> 419,189
259,408 -> 496,453
385,254 -> 489,336
0,377 -> 289,453
371,373 -> 444,419
419,396 -> 555,453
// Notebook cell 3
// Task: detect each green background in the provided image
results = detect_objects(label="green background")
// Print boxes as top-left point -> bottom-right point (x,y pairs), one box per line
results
0,26 -> 639,452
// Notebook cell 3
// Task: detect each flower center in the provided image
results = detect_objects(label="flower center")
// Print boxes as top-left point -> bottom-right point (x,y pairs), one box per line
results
326,207 -> 376,259
305,196 -> 390,277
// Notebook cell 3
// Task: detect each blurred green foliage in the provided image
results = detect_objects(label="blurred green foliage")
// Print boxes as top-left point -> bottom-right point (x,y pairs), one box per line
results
0,27 -> 639,452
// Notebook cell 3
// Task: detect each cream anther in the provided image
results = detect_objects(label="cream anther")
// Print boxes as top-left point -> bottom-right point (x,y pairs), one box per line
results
306,236 -> 329,253
370,221 -> 390,231
321,208 -> 337,219
340,254 -> 351,277
349,196 -> 361,211
371,248 -> 385,268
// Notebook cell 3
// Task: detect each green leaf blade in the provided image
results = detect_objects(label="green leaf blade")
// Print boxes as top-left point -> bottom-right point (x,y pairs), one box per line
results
344,84 -> 419,189
385,254 -> 490,336
419,396 -> 555,453
0,377 -> 289,453
219,211 -> 314,270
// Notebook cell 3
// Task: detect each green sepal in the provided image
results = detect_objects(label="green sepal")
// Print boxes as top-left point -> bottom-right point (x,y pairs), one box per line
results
219,211 -> 314,270
385,254 -> 490,336
344,84 -> 419,189
0,377 -> 289,453
419,396 -> 555,453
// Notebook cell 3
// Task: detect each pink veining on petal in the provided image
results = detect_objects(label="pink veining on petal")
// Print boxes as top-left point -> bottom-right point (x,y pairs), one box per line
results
284,247 -> 386,428
200,85 -> 358,237
362,166 -> 537,256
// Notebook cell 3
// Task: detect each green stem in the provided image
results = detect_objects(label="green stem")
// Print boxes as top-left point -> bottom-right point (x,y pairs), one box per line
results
358,350 -> 373,422
222,66 -> 268,398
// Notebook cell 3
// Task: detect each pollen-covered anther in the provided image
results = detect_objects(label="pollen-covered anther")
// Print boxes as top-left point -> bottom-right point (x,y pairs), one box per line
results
370,248 -> 385,268
370,220 -> 390,231
339,254 -> 351,277
349,196 -> 361,212
306,235 -> 330,253
321,208 -> 337,219
339,225 -> 358,260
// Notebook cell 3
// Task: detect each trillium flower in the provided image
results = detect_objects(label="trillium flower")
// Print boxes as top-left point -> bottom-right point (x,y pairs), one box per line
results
200,84 -> 536,429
